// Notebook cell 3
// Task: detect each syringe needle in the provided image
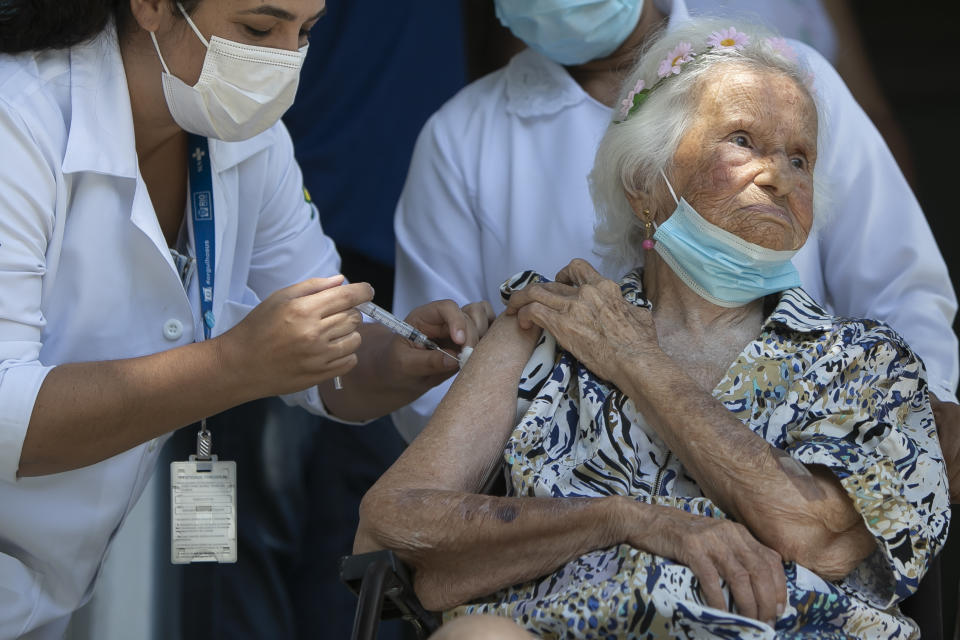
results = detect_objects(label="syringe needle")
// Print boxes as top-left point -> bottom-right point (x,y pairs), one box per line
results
434,346 -> 460,362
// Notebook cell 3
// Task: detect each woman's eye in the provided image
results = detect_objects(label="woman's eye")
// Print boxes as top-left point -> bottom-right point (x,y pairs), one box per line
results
732,134 -> 750,147
791,157 -> 806,170
244,25 -> 271,37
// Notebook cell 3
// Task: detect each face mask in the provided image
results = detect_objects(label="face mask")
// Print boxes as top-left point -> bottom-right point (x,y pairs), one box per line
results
493,0 -> 645,66
651,171 -> 802,307
150,3 -> 307,141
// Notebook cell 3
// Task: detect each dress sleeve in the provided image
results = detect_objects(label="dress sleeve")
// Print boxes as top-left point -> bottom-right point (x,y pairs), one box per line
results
796,41 -> 958,401
780,321 -> 950,607
0,99 -> 56,483
391,110 -> 487,441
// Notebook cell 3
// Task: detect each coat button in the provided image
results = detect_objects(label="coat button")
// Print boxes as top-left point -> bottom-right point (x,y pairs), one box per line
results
163,318 -> 184,341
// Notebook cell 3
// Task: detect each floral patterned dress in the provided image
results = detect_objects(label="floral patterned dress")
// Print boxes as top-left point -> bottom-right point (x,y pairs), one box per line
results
449,270 -> 950,639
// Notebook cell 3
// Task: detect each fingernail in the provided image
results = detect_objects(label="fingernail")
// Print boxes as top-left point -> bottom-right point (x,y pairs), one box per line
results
455,329 -> 465,343
776,603 -> 784,617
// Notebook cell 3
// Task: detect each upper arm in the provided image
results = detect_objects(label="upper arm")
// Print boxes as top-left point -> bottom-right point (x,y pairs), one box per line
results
782,326 -> 950,605
0,99 -> 58,481
378,313 -> 540,494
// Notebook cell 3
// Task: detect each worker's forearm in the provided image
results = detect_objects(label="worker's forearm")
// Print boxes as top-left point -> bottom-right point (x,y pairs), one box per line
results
20,338 -> 250,476
317,323 -> 433,422
356,489 -> 627,611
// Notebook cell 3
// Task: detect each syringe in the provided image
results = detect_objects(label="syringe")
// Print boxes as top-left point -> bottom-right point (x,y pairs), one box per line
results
356,301 -> 460,362
332,301 -> 463,390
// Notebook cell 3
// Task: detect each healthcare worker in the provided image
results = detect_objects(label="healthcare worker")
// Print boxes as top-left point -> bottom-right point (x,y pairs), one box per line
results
0,0 -> 476,636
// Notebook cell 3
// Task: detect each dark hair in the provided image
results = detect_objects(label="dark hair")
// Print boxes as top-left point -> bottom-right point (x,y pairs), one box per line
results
0,0 -> 200,54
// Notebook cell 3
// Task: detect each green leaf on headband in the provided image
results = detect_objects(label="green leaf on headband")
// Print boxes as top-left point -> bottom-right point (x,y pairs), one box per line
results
627,89 -> 651,119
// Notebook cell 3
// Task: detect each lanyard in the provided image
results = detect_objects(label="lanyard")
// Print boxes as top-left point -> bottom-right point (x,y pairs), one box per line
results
187,134 -> 216,340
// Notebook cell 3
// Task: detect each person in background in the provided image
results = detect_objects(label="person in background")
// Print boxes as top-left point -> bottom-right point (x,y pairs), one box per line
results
171,2 -> 471,638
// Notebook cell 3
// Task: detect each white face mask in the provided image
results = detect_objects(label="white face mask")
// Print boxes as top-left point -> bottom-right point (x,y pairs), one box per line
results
150,3 -> 307,141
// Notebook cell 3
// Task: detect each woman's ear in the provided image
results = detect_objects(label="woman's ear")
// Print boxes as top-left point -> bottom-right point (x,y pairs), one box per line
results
128,0 -> 171,33
624,189 -> 651,221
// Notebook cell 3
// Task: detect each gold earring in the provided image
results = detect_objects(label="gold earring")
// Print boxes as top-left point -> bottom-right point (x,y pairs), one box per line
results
641,209 -> 656,250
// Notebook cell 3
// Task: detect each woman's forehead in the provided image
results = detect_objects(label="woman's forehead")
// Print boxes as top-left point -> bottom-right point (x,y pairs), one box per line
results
695,66 -> 817,136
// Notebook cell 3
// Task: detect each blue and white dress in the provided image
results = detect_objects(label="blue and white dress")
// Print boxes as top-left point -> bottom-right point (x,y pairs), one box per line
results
449,270 -> 950,640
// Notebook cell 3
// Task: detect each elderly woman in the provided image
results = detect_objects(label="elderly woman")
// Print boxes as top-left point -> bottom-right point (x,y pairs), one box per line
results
355,20 -> 950,639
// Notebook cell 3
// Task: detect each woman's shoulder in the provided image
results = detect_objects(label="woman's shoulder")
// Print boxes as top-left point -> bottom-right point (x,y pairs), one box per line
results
774,288 -> 923,373
0,48 -> 71,137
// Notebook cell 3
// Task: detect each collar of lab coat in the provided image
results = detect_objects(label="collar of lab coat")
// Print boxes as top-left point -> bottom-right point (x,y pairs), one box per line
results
504,0 -> 690,119
61,25 -> 273,179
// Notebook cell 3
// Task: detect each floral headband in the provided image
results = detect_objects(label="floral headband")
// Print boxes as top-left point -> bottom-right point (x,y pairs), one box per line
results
616,27 -> 800,122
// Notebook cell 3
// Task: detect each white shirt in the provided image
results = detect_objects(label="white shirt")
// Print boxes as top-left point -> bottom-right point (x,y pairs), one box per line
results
392,8 -> 958,442
0,30 -> 340,638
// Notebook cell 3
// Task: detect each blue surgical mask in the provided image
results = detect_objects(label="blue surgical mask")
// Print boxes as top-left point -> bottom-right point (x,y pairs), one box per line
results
494,0 -> 645,66
652,172 -> 802,307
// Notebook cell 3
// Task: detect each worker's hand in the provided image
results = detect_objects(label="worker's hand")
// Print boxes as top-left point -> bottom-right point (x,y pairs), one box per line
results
217,275 -> 372,396
931,393 -> 960,503
383,299 -> 485,390
461,301 -> 496,340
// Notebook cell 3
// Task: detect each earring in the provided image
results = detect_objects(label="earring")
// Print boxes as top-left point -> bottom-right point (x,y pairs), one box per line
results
641,209 -> 656,250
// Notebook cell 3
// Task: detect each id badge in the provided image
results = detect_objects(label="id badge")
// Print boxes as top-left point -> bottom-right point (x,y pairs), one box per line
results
170,455 -> 237,564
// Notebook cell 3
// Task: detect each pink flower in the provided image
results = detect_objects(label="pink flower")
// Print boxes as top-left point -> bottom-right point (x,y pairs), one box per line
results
765,37 -> 797,60
707,27 -> 750,50
619,79 -> 647,118
657,42 -> 694,78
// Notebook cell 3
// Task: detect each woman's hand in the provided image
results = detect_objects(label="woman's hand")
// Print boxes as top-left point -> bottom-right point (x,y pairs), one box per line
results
505,259 -> 659,382
624,499 -> 787,626
217,275 -> 371,396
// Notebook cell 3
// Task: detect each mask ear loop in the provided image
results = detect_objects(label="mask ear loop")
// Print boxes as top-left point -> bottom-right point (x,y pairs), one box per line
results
176,2 -> 210,47
660,168 -> 679,205
150,2 -> 209,75
149,31 -> 172,74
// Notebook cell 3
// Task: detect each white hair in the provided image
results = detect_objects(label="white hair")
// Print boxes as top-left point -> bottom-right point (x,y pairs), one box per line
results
590,18 -> 831,273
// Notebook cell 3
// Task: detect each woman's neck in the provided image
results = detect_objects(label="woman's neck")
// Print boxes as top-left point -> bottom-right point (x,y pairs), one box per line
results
642,254 -> 765,341
565,3 -> 668,106
119,27 -> 186,161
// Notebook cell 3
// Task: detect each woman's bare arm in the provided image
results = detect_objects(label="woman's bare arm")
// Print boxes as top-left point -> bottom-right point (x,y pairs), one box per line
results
614,349 -> 875,579
354,315 -> 629,610
505,260 -> 875,579
357,311 -> 789,620
20,277 -> 369,476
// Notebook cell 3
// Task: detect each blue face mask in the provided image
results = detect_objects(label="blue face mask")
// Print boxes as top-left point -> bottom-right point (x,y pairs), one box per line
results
652,173 -> 802,307
494,0 -> 645,66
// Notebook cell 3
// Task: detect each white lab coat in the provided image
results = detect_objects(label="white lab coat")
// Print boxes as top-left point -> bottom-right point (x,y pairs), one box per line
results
0,29 -> 340,638
391,2 -> 958,442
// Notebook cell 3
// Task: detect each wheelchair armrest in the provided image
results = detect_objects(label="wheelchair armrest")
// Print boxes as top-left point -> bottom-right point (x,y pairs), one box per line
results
340,549 -> 441,640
